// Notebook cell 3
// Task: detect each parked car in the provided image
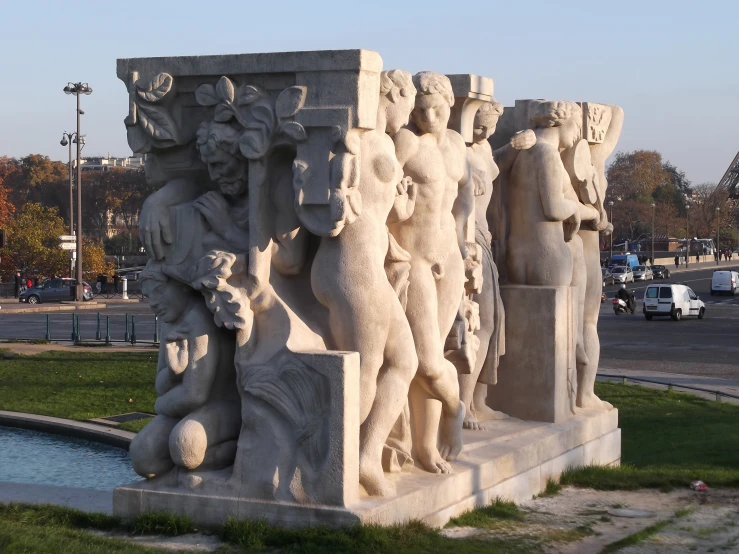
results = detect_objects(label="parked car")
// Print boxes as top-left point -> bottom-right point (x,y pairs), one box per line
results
651,265 -> 670,279
19,278 -> 93,304
643,283 -> 705,321
632,265 -> 653,281
601,268 -> 615,286
610,266 -> 634,283
710,270 -> 739,296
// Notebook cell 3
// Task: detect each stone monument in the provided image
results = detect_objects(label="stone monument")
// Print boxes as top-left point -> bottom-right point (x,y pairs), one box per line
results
114,49 -> 622,529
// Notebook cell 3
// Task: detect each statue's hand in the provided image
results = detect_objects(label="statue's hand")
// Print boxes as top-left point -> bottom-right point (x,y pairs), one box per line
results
510,129 -> 536,150
564,210 -> 581,242
396,177 -> 416,220
139,193 -> 173,260
464,242 -> 483,294
194,191 -> 233,239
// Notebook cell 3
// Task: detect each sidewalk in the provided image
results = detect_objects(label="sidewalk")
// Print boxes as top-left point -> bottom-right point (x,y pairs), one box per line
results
599,367 -> 739,405
654,258 -> 738,274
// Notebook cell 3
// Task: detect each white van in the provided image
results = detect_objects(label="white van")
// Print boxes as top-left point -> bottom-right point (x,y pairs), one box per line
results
643,284 -> 705,321
710,271 -> 739,295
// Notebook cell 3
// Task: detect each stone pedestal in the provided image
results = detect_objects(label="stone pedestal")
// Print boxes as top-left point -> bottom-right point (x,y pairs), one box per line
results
489,285 -> 576,423
113,408 -> 619,528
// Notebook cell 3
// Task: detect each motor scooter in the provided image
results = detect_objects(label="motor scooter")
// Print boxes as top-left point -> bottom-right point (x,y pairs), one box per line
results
613,298 -> 629,315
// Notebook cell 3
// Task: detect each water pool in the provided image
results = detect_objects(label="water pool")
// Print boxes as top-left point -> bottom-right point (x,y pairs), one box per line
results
0,425 -> 142,491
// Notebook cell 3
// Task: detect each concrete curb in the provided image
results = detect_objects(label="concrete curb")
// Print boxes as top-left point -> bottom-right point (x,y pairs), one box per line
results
0,411 -> 134,449
0,303 -> 107,314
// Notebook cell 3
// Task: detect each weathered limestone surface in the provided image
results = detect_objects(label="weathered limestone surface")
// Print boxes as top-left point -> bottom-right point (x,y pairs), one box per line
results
115,408 -> 619,528
489,286 -> 576,423
114,48 -> 624,528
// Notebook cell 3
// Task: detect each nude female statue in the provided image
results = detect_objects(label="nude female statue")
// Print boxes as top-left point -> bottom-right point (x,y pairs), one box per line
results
460,102 -> 536,429
311,70 -> 419,496
506,101 -> 583,286
389,72 -> 472,474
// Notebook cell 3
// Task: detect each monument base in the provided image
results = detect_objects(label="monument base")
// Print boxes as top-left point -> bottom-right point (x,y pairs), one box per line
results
114,407 -> 619,528
489,285 -> 577,423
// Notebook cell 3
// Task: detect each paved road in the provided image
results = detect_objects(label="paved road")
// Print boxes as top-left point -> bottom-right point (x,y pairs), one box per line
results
599,264 -> 739,380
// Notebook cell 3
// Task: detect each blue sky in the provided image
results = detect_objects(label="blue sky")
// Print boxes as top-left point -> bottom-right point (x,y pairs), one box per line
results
0,0 -> 736,185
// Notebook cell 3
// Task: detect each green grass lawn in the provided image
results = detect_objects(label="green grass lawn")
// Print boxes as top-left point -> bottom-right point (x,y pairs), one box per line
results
0,351 -> 157,421
561,381 -> 739,490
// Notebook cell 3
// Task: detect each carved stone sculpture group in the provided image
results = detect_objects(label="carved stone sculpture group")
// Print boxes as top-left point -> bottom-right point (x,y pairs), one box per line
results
121,50 -> 623,506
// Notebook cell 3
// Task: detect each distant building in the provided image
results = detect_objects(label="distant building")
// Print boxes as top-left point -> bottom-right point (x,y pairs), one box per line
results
79,154 -> 145,172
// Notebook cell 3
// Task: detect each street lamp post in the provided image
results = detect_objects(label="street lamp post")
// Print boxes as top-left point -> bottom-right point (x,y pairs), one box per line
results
650,203 -> 655,265
60,132 -> 85,278
63,82 -> 92,302
716,207 -> 720,266
685,204 -> 690,267
608,200 -> 614,259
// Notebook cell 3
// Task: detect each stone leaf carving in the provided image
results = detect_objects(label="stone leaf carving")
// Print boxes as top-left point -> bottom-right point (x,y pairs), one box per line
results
137,73 -> 173,103
137,102 -> 177,141
124,71 -> 180,152
191,250 -> 254,332
195,78 -> 307,160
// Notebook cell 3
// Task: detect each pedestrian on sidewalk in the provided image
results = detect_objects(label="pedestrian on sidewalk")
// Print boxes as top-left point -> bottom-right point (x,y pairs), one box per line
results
113,272 -> 120,294
674,255 -> 679,268
696,253 -> 700,264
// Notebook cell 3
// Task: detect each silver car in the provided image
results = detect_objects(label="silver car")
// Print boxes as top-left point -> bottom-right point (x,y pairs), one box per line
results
610,266 -> 634,283
632,265 -> 653,281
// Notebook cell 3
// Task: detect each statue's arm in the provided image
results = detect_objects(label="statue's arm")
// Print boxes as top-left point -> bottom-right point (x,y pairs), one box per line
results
452,138 -> 474,257
154,322 -> 217,418
140,178 -> 203,260
537,151 -> 579,222
493,129 -> 536,173
272,173 -> 308,275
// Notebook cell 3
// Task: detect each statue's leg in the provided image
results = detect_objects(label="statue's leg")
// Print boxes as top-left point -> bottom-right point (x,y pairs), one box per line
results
435,250 -> 466,462
569,236 -> 589,367
406,262 -> 454,474
169,400 -> 241,471
577,230 -> 612,410
130,415 -> 178,478
460,258 -> 494,430
359,289 -> 418,496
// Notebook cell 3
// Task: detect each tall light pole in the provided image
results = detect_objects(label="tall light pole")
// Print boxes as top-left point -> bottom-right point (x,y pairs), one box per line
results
685,204 -> 690,267
716,206 -> 721,266
60,132 -> 85,278
608,200 -> 614,259
650,203 -> 655,265
63,82 -> 92,301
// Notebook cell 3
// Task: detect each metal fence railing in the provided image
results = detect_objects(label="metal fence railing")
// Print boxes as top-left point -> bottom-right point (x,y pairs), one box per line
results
0,311 -> 159,346
597,373 -> 739,402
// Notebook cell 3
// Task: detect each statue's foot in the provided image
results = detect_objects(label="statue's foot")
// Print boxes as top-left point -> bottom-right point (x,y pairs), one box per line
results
359,454 -> 396,497
416,446 -> 454,474
463,408 -> 486,431
438,402 -> 465,461
473,403 -> 509,422
578,392 -> 613,411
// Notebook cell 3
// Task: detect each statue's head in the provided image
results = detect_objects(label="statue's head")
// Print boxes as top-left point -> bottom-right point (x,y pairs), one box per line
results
196,120 -> 248,197
473,101 -> 504,143
411,72 -> 454,134
379,70 -> 416,134
530,101 -> 582,149
140,262 -> 193,323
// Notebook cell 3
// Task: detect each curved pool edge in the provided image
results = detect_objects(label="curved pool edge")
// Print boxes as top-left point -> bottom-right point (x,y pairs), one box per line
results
0,481 -> 113,514
0,411 -> 134,450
